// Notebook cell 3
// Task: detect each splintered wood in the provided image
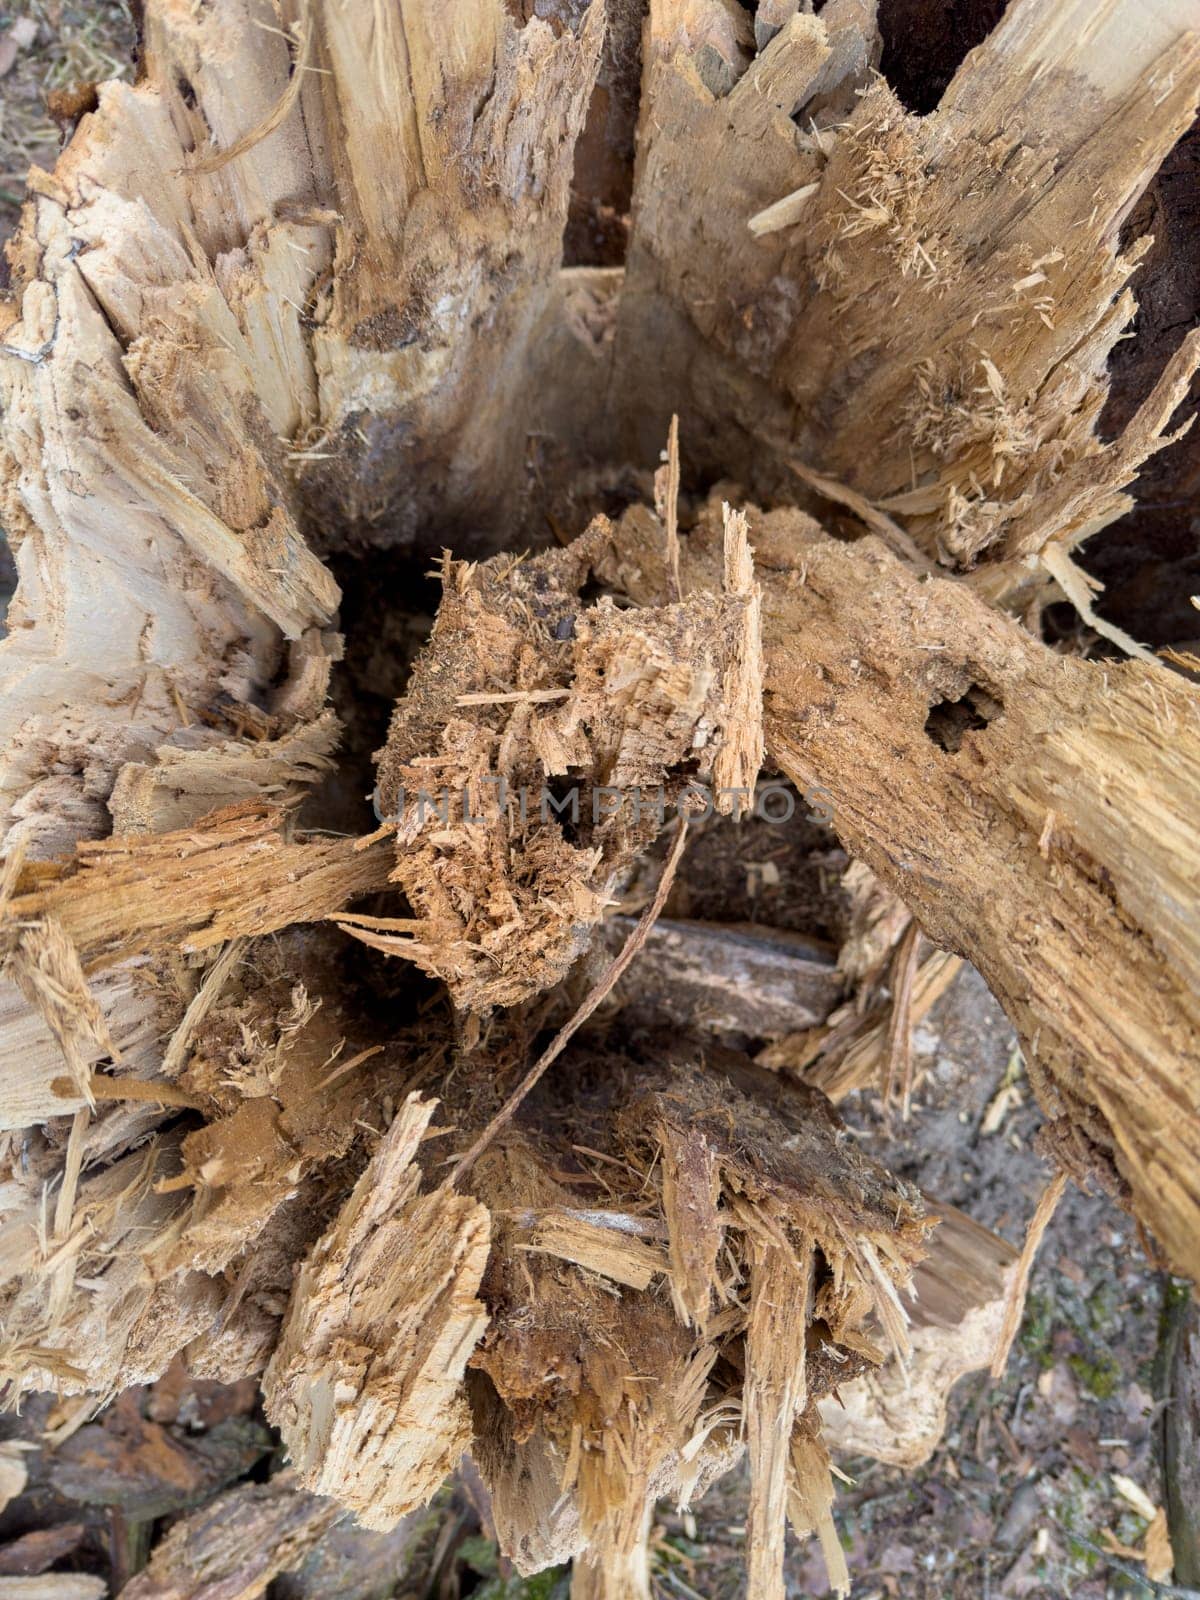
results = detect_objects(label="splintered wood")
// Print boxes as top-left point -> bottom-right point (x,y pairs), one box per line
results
616,0 -> 1200,576
367,507 -> 762,1010
0,0 -> 1198,1593
457,1048 -> 930,1600
600,498 -> 1200,1283
264,1095 -> 490,1528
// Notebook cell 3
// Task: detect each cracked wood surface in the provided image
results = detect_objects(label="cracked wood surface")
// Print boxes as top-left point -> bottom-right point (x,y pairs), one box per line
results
601,499 -> 1200,1281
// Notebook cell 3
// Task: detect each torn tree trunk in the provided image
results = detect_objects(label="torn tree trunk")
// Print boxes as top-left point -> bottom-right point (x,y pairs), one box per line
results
0,0 -> 1198,1590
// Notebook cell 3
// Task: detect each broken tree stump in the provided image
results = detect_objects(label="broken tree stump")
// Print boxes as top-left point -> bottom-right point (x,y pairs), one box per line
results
0,0 -> 1198,1592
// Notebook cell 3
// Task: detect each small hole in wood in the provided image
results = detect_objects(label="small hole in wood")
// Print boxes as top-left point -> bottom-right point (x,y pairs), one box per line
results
924,683 -> 1002,753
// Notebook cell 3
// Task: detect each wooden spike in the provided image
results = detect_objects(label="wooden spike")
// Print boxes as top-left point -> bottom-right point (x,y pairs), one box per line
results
788,1424 -> 850,1599
745,1237 -> 814,1600
263,1095 -> 490,1529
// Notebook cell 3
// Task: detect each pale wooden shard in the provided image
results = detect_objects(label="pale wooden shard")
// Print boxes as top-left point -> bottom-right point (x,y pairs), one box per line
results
516,1209 -> 670,1292
712,504 -> 765,799
748,181 -> 819,238
745,1237 -> 814,1600
0,1444 -> 29,1517
2,916 -> 116,1110
819,1202 -> 1018,1468
660,1122 -> 723,1333
989,1170 -> 1068,1379
264,1095 -> 490,1530
788,1425 -> 850,1599
108,710 -> 341,835
0,1134 -> 223,1399
763,948 -> 963,1103
0,1580 -> 107,1600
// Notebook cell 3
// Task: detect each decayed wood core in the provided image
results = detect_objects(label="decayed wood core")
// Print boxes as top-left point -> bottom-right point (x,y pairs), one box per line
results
1,0 -> 1199,1593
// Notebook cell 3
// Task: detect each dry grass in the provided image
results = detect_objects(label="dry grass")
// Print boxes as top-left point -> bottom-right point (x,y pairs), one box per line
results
0,1 -> 134,241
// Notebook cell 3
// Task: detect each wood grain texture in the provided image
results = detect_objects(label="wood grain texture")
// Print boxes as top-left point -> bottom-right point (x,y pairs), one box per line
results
601,498 -> 1200,1279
